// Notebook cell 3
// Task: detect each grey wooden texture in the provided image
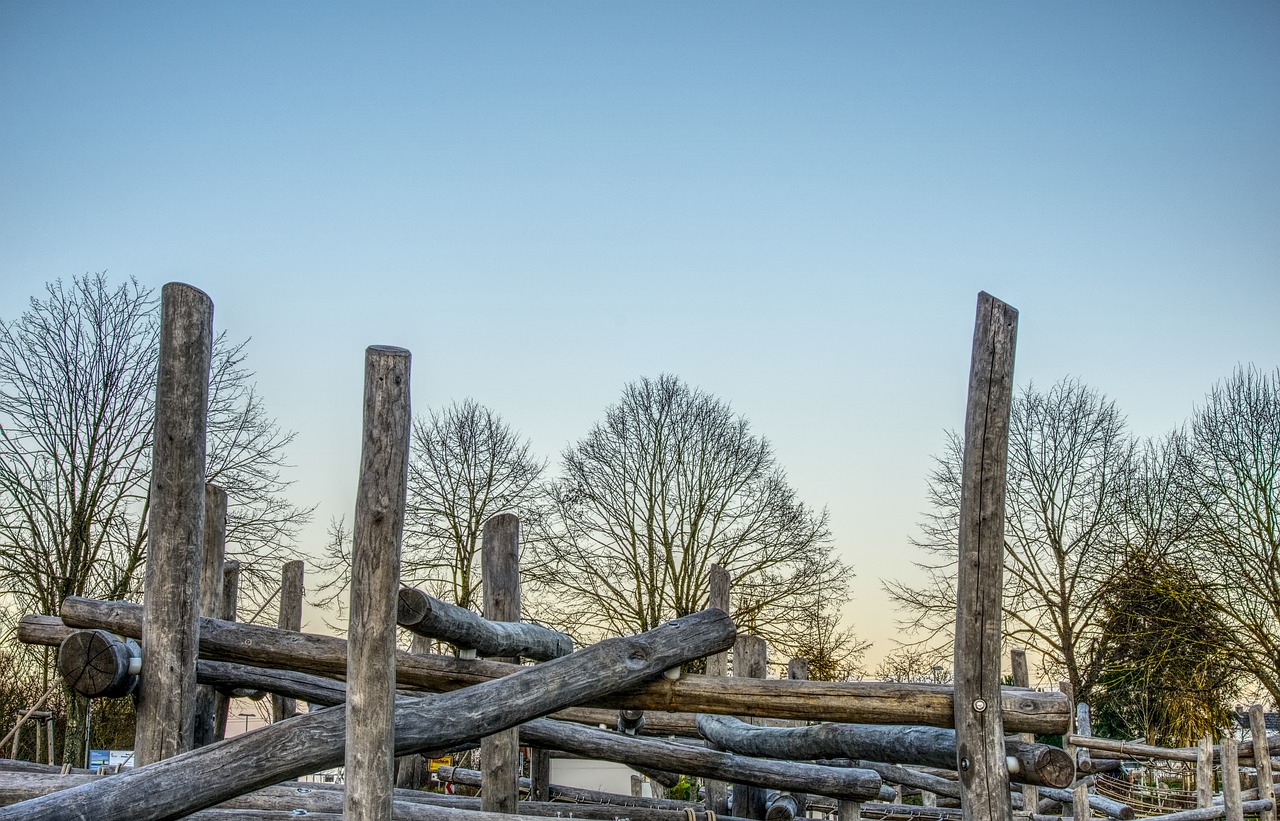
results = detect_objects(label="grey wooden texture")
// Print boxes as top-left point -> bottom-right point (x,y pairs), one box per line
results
437,765 -> 709,812
481,512 -> 521,814
518,718 -> 882,802
733,634 -> 768,820
1076,703 -> 1093,772
1199,736 -> 1216,808
1066,732 -> 1280,764
397,588 -> 573,661
766,792 -> 799,821
395,632 -> 433,790
1036,786 -> 1134,820
56,630 -> 137,698
1221,736 -> 1243,821
1251,705 -> 1277,821
704,564 -> 732,816
214,559 -> 240,741
272,560 -> 305,723
1073,782 -> 1092,820
41,599 -> 1072,732
137,282 -> 213,766
0,607 -> 735,820
194,485 -> 228,746
953,291 -> 1018,821
1010,648 -> 1040,811
529,748 -> 551,802
696,715 -> 1073,788
346,345 -> 412,821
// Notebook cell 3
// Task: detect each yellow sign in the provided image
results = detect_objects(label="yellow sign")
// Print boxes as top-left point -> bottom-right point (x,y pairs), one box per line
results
428,757 -> 451,772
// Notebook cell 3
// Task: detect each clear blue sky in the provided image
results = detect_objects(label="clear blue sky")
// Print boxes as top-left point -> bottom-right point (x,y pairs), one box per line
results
2,2 -> 1277,666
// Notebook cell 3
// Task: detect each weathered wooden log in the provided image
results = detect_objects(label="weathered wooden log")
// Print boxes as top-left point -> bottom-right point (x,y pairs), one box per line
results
1011,647 -> 1040,812
346,344 -> 412,821
482,512 -> 521,815
1200,735 -> 1217,808
766,792 -> 799,821
1251,705 -> 1277,821
1040,800 -> 1274,821
697,715 -> 1073,788
194,484 -> 228,747
733,634 -> 769,820
215,558 -> 241,740
953,290 -> 1017,821
1078,757 -> 1123,774
397,588 -> 572,662
271,560 -> 305,724
1069,733 -> 1280,764
137,282 -> 213,766
705,563 -> 733,817
0,607 -> 735,820
435,765 -> 711,813
56,629 -> 139,699
1222,736 -> 1243,821
1037,785 -> 1135,820
517,717 -> 883,802
51,597 -> 1071,731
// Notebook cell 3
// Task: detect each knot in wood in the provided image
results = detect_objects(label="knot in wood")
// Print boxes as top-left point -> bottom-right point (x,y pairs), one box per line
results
625,648 -> 649,670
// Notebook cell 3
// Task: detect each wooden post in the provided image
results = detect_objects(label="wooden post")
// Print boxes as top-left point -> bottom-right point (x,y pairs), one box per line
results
1076,704 -> 1093,774
136,282 -> 213,766
1221,736 -> 1243,821
705,565 -> 731,817
839,800 -> 861,821
214,559 -> 240,741
733,634 -> 768,820
272,560 -> 305,722
1073,782 -> 1092,820
530,749 -> 552,803
482,513 -> 521,815
395,633 -> 432,791
345,345 -> 412,821
785,657 -> 809,817
952,291 -> 1017,821
1198,735 -> 1215,808
1011,648 -> 1040,811
194,485 -> 227,747
1249,705 -> 1276,821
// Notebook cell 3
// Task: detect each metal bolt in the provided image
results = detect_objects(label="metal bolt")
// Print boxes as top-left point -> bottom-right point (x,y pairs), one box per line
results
960,757 -> 971,771
973,698 -> 987,713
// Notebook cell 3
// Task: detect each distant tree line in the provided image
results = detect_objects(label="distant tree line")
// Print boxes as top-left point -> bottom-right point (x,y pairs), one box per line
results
885,369 -> 1280,745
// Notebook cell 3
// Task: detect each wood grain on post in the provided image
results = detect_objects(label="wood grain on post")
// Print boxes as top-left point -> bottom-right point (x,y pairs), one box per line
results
214,559 -> 240,741
346,345 -> 412,821
1221,736 -> 1242,821
194,484 -> 228,747
1011,648 -> 1040,810
272,560 -> 305,723
137,282 -> 213,766
705,564 -> 732,816
1249,705 -> 1276,821
953,291 -> 1018,821
482,512 -> 521,814
1198,736 -> 1215,808
733,634 -> 769,820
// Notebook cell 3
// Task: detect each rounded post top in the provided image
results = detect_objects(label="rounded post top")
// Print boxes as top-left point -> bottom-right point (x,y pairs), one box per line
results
162,282 -> 213,305
365,345 -> 411,357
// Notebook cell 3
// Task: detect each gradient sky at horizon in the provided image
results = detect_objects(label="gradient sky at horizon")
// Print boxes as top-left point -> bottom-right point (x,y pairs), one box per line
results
2,2 -> 1277,672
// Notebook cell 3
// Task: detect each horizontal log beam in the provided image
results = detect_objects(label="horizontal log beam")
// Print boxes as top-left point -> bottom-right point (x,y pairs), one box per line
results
1066,733 -> 1280,764
45,601 -> 1072,732
0,607 -> 735,820
434,765 -> 725,814
397,588 -> 573,661
696,714 -> 1074,788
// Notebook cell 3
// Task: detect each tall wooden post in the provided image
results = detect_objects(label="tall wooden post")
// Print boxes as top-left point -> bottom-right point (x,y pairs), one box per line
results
953,291 -> 1017,821
1249,705 -> 1276,821
273,560 -> 305,722
1197,735 -> 1215,808
344,346 -> 412,821
136,283 -> 213,765
1010,648 -> 1040,811
482,513 -> 521,814
395,632 -> 432,790
1222,736 -> 1243,821
194,484 -> 228,747
214,558 -> 240,741
704,565 -> 732,816
733,634 -> 768,820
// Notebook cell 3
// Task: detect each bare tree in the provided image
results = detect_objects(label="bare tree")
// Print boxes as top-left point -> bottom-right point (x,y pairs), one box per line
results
527,374 -> 859,663
1183,365 -> 1280,703
0,274 -> 310,624
885,378 -> 1132,699
314,399 -> 545,620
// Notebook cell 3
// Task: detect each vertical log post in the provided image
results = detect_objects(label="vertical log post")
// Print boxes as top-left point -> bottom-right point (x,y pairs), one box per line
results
272,560 -> 305,722
785,657 -> 810,817
1249,705 -> 1276,821
704,564 -> 732,817
395,633 -> 433,791
953,291 -> 1018,821
482,512 -> 521,814
839,799 -> 861,821
344,346 -> 412,821
1198,736 -> 1215,808
733,634 -> 769,821
194,484 -> 228,747
1076,704 -> 1093,774
136,282 -> 213,766
1011,648 -> 1040,811
214,559 -> 240,741
1073,782 -> 1092,821
1222,736 -> 1243,821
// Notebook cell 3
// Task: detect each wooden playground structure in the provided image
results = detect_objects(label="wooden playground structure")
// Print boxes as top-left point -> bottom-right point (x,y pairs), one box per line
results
0,284 -> 1275,820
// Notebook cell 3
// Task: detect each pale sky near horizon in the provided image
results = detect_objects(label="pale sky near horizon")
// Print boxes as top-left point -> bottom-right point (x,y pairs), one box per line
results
2,2 -> 1277,674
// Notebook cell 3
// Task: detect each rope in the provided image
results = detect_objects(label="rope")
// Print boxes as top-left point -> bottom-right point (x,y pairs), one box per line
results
0,681 -> 60,752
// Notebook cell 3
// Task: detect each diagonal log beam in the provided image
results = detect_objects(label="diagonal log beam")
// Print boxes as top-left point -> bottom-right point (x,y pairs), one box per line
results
398,587 -> 573,661
0,607 -> 735,820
